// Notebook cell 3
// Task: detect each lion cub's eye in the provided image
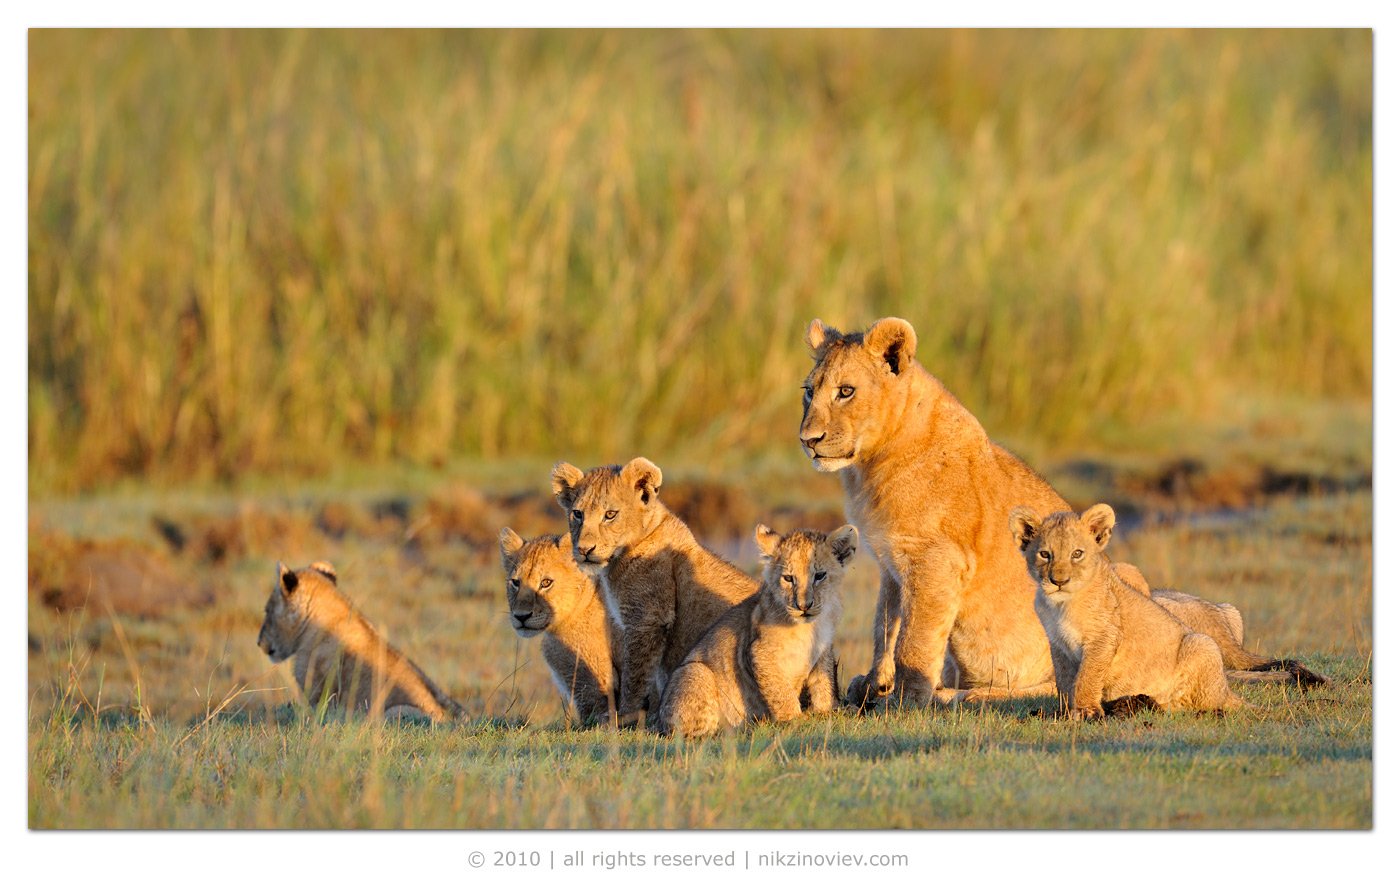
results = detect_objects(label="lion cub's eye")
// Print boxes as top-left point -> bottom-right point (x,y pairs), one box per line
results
802,386 -> 813,404
509,578 -> 521,588
1037,550 -> 1051,561
1071,549 -> 1084,561
837,385 -> 855,399
570,509 -> 583,522
539,578 -> 554,590
604,510 -> 618,521
782,574 -> 796,585
813,571 -> 827,584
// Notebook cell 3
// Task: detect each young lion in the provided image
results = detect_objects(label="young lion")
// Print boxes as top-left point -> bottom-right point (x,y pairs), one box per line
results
799,317 -> 1309,709
1008,504 -> 1244,717
551,457 -> 756,725
257,561 -> 463,722
659,524 -> 855,738
499,528 -> 621,726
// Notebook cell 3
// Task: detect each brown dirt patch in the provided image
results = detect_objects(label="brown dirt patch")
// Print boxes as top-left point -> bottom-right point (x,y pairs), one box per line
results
30,527 -> 212,618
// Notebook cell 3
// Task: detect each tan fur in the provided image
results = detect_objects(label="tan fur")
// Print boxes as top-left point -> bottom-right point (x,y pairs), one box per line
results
798,317 -> 1295,709
1093,533 -> 1326,686
499,529 -> 621,726
551,457 -> 756,725
1009,505 -> 1244,716
256,561 -> 462,722
660,525 -> 856,738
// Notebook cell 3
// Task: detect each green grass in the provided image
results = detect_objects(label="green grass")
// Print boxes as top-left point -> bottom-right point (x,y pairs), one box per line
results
28,672 -> 1371,829
27,482 -> 1372,829
27,29 -> 1372,493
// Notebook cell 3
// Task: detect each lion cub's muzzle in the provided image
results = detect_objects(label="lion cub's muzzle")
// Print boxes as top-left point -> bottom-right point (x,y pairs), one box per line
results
511,612 -> 547,637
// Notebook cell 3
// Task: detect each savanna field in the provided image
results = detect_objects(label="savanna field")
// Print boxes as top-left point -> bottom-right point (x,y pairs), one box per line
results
27,30 -> 1372,829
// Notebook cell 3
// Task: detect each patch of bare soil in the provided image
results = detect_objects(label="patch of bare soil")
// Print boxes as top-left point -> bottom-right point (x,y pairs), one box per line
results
29,526 -> 213,618
152,506 -> 320,563
1118,459 -> 1372,510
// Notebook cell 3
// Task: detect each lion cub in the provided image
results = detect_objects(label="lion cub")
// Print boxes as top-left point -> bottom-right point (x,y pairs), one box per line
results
257,561 -> 463,722
499,529 -> 621,726
551,458 -> 757,725
1008,505 -> 1244,718
660,525 -> 855,738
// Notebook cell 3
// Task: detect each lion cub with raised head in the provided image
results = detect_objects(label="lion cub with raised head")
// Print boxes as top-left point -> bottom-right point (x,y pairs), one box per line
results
551,457 -> 757,725
257,561 -> 463,722
499,529 -> 621,726
1008,505 -> 1244,718
660,524 -> 855,738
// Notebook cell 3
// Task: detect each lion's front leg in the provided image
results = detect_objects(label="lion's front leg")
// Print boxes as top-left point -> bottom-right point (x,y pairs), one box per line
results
888,560 -> 963,709
846,568 -> 903,708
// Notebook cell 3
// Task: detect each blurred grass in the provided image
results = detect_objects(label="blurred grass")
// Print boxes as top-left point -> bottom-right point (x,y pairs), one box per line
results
28,29 -> 1372,493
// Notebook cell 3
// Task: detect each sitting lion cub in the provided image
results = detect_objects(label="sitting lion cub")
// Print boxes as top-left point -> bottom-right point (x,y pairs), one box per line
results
551,457 -> 756,725
257,561 -> 463,722
499,529 -> 621,726
1008,505 -> 1244,718
659,524 -> 855,738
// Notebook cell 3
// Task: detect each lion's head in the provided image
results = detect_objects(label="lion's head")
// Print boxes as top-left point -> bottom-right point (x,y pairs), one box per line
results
550,457 -> 665,572
799,317 -> 919,472
753,523 -> 859,622
257,560 -> 338,662
1008,504 -> 1116,601
498,529 -> 598,636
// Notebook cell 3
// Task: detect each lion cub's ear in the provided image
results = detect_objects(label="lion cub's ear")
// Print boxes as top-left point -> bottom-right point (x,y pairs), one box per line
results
621,457 -> 662,505
499,527 -> 526,561
806,318 -> 840,354
309,561 -> 337,584
1081,504 -> 1116,550
864,317 -> 918,376
551,462 -> 584,510
829,524 -> 859,566
277,561 -> 299,595
1008,507 -> 1041,551
754,523 -> 782,559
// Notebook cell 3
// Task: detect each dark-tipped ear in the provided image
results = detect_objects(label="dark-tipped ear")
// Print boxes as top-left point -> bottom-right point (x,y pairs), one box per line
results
864,317 -> 918,376
621,457 -> 662,506
1008,507 -> 1041,552
278,561 -> 299,595
551,462 -> 584,510
806,318 -> 840,354
309,561 -> 337,584
829,524 -> 859,566
1081,503 -> 1116,550
754,524 -> 781,559
499,527 -> 525,560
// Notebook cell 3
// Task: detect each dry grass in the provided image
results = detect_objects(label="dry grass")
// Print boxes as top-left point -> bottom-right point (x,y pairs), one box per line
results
27,29 -> 1371,492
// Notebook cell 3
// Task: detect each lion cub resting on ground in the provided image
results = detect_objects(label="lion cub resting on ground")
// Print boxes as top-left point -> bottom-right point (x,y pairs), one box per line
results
551,457 -> 756,726
1008,506 -> 1244,718
499,529 -> 621,726
659,525 -> 855,738
257,561 -> 463,722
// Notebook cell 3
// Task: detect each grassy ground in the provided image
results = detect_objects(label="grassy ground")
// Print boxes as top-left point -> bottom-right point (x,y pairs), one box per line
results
27,458 -> 1372,829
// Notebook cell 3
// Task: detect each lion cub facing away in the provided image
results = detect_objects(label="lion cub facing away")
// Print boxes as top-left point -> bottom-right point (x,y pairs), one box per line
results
660,525 -> 855,738
1008,506 -> 1244,718
551,457 -> 756,725
499,529 -> 621,726
257,561 -> 463,722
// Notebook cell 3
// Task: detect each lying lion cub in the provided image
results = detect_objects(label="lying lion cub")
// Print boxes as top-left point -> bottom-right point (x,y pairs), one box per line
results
499,529 -> 621,726
257,561 -> 463,722
1008,505 -> 1244,718
659,524 -> 855,738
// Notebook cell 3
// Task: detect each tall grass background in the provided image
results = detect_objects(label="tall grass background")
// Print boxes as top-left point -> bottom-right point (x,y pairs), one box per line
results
28,29 -> 1372,493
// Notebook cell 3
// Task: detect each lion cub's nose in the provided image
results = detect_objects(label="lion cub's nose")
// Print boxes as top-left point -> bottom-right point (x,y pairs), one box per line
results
514,613 -> 530,626
800,431 -> 825,450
